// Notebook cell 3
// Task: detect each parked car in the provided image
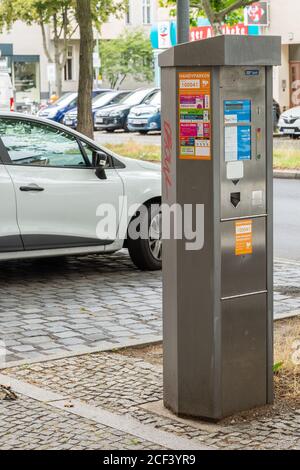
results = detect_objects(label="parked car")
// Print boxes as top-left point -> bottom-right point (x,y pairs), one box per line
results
37,89 -> 111,123
63,90 -> 130,130
273,99 -> 281,131
94,88 -> 159,132
278,106 -> 300,138
0,112 -> 161,270
128,90 -> 161,134
0,71 -> 14,112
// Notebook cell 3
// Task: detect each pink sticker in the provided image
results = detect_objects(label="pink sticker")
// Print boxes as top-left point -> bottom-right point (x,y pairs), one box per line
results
180,123 -> 197,137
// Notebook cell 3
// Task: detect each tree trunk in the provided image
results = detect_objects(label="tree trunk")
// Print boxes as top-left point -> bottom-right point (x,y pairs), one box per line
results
55,56 -> 63,97
202,0 -> 222,35
76,0 -> 94,139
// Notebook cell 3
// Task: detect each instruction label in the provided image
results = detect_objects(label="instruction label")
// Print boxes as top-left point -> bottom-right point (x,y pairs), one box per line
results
178,72 -> 211,160
224,100 -> 251,124
235,220 -> 253,256
225,124 -> 251,162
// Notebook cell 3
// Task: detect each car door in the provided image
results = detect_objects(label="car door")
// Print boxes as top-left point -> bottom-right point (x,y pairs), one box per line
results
0,117 -> 124,251
0,139 -> 23,253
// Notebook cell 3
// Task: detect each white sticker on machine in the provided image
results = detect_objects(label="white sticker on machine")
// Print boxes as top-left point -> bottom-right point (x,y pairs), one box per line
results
226,161 -> 244,180
252,190 -> 264,206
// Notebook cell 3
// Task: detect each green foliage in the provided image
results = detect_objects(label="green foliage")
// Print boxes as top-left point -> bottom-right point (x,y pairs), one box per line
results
159,0 -> 255,28
273,361 -> 284,374
100,29 -> 154,89
0,0 -> 127,31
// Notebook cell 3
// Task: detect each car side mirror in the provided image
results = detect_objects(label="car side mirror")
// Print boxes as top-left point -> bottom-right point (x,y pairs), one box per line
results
94,151 -> 108,180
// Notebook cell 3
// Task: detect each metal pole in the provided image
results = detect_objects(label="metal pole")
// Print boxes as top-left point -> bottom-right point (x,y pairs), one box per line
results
177,0 -> 190,44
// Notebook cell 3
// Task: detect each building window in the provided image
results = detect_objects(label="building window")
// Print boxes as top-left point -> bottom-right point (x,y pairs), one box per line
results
142,0 -> 151,25
14,59 -> 40,103
126,1 -> 131,24
64,46 -> 73,81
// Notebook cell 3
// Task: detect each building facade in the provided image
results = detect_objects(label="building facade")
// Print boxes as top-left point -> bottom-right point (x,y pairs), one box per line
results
0,0 -> 168,105
1,0 -> 295,111
262,0 -> 300,110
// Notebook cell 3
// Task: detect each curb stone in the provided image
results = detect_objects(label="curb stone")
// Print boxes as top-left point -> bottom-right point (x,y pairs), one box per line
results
273,170 -> 300,179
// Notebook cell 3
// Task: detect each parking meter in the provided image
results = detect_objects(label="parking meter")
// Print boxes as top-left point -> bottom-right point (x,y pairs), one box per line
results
160,35 -> 281,420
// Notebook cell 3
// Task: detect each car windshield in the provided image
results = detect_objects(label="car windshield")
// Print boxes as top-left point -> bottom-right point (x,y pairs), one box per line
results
120,89 -> 152,106
92,92 -> 117,107
148,91 -> 161,106
53,93 -> 77,107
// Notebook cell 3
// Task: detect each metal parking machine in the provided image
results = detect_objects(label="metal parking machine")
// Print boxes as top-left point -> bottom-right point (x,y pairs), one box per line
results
160,35 -> 281,420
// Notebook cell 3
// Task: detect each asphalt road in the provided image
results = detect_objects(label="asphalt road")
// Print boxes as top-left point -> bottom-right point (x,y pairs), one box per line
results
274,179 -> 300,261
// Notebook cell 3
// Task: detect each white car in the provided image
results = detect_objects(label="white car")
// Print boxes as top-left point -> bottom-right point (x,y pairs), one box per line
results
0,112 -> 162,270
278,106 -> 300,138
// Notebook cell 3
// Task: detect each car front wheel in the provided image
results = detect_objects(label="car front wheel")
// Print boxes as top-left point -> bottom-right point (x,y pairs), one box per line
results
127,203 -> 162,271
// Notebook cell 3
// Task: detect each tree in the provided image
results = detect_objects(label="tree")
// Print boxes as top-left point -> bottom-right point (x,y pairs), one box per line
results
76,0 -> 93,138
101,30 -> 154,89
75,0 -> 128,138
160,0 -> 256,35
0,0 -> 77,96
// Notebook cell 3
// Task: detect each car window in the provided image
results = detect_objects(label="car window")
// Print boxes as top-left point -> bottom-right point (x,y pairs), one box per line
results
142,90 -> 158,104
0,118 -> 86,167
120,89 -> 152,106
149,91 -> 161,106
92,92 -> 117,107
54,92 -> 77,107
110,92 -> 129,105
80,140 -> 110,167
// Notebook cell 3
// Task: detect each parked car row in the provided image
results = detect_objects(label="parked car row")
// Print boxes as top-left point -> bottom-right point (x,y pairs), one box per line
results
37,87 -> 161,134
94,87 -> 160,133
6,74 -> 297,139
37,89 -> 111,123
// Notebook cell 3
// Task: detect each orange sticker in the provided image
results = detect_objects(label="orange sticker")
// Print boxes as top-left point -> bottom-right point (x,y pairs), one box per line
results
178,71 -> 211,160
235,220 -> 253,256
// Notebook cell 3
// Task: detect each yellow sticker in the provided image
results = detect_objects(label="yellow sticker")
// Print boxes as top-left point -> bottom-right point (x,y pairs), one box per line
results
235,220 -> 253,256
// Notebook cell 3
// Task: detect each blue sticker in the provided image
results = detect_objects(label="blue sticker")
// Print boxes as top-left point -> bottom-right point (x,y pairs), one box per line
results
224,100 -> 251,123
245,70 -> 259,76
237,126 -> 251,160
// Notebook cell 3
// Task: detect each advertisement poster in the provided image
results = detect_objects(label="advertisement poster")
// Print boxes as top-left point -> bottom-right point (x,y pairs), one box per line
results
157,21 -> 171,49
178,72 -> 211,160
244,2 -> 269,26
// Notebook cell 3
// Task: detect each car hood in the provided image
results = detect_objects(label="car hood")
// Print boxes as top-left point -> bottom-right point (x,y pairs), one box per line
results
97,104 -> 132,115
64,106 -> 78,115
281,106 -> 300,119
129,104 -> 160,116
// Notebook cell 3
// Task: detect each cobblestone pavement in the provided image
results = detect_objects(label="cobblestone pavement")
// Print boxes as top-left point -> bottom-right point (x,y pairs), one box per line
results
0,394 -> 164,450
1,350 -> 299,450
0,252 -> 299,365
